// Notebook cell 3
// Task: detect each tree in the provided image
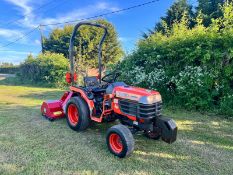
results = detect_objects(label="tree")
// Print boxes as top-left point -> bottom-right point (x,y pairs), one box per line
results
0,62 -> 14,68
143,0 -> 194,38
119,1 -> 233,116
44,19 -> 123,71
0,62 -> 18,74
196,0 -> 232,27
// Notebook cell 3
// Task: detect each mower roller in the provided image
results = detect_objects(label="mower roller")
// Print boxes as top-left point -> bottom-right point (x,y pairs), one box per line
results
41,22 -> 177,158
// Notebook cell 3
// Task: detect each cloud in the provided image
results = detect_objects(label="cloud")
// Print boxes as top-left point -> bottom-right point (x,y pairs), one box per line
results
118,37 -> 136,53
1,0 -> 120,42
119,37 -> 129,42
4,0 -> 37,28
0,50 -> 37,64
0,0 -> 121,62
4,1 -> 120,29
96,2 -> 119,11
34,39 -> 41,45
0,28 -> 35,45
4,0 -> 32,15
38,2 -> 120,29
0,28 -> 23,40
118,37 -> 134,42
0,50 -> 31,55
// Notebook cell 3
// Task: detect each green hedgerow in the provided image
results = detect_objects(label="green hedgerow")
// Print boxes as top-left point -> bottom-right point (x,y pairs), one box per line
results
117,2 -> 233,117
19,52 -> 69,87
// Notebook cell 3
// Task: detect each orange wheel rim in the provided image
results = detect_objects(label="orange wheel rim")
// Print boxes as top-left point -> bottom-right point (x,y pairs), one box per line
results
68,104 -> 79,125
109,133 -> 123,153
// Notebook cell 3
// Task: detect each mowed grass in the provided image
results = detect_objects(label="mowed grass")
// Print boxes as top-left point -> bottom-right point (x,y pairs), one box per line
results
0,80 -> 233,174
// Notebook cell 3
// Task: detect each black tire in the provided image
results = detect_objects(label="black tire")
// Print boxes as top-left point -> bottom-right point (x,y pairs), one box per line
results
106,124 -> 134,158
66,96 -> 90,131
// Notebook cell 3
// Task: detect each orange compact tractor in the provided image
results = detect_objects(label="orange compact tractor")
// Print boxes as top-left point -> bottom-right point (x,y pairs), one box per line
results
41,22 -> 177,158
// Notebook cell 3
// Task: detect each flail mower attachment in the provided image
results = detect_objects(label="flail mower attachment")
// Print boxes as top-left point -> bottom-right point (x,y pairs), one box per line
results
41,91 -> 71,120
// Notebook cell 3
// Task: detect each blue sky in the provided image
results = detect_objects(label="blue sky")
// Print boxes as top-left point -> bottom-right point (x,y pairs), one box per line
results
0,0 -> 177,64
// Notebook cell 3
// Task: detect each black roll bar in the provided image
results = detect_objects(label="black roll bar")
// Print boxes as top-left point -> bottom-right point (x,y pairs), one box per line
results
69,22 -> 108,84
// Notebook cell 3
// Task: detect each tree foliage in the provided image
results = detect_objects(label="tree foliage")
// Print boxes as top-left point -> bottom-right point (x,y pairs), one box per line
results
0,62 -> 14,68
118,2 -> 233,117
0,62 -> 19,74
43,19 -> 123,71
19,52 -> 69,87
196,0 -> 232,27
143,0 -> 194,38
144,0 -> 233,38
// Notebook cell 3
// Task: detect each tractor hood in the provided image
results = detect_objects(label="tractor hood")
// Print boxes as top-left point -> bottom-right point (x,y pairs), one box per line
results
114,86 -> 161,104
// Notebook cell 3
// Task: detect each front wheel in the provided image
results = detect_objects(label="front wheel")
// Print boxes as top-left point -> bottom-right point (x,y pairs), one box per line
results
66,96 -> 90,131
106,124 -> 134,158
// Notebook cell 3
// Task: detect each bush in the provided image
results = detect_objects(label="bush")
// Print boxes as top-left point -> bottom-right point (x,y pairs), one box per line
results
170,66 -> 216,109
117,2 -> 233,117
0,67 -> 19,74
220,94 -> 233,117
0,62 -> 19,74
19,52 -> 69,87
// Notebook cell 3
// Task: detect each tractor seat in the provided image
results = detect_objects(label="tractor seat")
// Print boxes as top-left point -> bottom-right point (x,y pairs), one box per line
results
84,76 -> 106,93
84,76 -> 100,87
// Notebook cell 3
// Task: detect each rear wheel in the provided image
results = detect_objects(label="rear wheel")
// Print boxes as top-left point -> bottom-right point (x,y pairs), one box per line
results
66,96 -> 90,131
106,124 -> 134,158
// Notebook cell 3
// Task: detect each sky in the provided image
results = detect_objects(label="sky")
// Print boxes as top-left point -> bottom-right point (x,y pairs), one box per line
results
0,0 -> 178,64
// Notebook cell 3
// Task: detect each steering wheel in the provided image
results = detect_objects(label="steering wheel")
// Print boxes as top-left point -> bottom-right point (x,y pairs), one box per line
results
101,72 -> 120,83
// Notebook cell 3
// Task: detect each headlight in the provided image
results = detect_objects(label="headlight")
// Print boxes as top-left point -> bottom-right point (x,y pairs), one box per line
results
148,94 -> 162,103
139,94 -> 162,104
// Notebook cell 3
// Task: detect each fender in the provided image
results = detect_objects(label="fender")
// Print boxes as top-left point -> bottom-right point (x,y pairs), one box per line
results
156,116 -> 177,144
70,86 -> 95,115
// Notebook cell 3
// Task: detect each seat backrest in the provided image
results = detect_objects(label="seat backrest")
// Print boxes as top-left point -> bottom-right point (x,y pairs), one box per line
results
84,76 -> 99,87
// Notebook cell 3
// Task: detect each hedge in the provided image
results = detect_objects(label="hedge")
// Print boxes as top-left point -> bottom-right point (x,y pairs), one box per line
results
19,52 -> 69,87
116,3 -> 233,117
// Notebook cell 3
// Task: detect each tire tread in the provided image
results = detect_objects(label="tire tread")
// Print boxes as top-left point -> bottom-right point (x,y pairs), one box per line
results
106,124 -> 135,157
66,96 -> 90,131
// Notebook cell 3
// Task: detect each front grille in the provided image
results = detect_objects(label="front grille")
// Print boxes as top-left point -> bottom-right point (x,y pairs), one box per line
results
119,99 -> 162,118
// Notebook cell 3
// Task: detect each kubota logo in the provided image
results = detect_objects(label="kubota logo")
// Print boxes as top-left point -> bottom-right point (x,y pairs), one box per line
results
116,91 -> 140,101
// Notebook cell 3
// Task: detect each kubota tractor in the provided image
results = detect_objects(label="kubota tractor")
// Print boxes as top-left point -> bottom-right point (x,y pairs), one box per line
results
41,22 -> 177,158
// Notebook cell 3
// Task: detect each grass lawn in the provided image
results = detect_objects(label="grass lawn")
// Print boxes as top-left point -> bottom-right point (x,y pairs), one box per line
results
0,78 -> 233,174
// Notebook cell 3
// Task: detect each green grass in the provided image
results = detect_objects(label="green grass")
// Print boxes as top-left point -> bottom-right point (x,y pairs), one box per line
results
0,78 -> 233,174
